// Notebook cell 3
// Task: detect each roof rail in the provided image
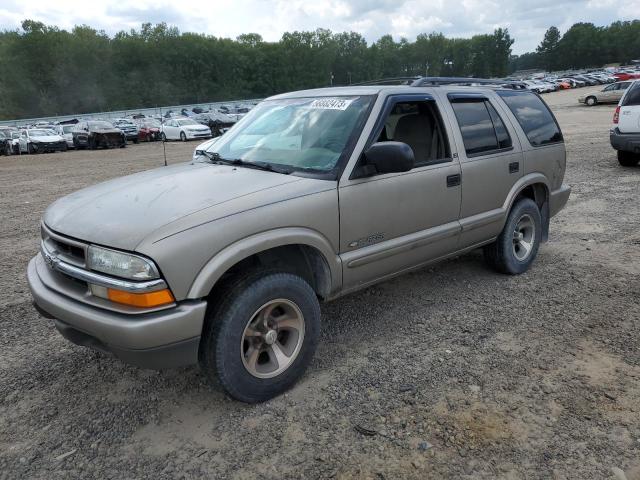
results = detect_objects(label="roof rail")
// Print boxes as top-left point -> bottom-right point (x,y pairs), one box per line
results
349,76 -> 527,90
411,77 -> 528,89
350,77 -> 421,86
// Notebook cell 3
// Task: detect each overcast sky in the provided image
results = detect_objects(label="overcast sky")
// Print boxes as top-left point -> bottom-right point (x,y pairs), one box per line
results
1,0 -> 639,54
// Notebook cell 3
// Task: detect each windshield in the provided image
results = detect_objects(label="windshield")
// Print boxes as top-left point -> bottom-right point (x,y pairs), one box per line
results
29,129 -> 52,136
177,119 -> 199,126
203,96 -> 372,174
62,125 -> 74,133
88,121 -> 113,129
143,120 -> 161,128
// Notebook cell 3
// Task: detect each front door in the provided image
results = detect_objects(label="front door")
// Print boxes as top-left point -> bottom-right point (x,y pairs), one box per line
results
339,95 -> 462,293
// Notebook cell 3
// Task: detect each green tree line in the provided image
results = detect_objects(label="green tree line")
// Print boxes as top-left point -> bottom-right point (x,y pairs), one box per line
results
0,20 -> 513,120
510,21 -> 640,72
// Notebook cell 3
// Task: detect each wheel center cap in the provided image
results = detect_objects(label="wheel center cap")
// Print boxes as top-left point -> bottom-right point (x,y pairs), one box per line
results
264,330 -> 277,345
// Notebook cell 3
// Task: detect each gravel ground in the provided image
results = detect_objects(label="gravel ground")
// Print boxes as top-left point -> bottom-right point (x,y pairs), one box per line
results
1,86 -> 639,479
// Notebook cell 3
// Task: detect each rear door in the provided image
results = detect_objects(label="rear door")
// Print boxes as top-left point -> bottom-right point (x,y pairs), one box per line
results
618,81 -> 640,133
441,92 -> 523,247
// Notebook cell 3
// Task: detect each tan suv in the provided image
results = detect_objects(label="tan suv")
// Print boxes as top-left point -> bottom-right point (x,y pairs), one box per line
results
28,77 -> 571,402
579,81 -> 632,106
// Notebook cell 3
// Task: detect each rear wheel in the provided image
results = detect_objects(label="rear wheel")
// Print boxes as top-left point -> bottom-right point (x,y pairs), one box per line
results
618,150 -> 640,167
585,96 -> 597,106
484,198 -> 542,275
199,271 -> 321,403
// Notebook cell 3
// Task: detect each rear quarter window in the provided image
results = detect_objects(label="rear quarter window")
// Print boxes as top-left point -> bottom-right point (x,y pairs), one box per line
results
497,91 -> 563,146
622,82 -> 640,106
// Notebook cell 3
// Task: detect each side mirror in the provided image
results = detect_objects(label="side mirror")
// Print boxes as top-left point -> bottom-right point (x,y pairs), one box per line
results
356,141 -> 415,177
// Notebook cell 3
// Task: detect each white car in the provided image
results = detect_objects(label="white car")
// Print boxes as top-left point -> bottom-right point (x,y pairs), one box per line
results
19,128 -> 68,154
55,125 -> 76,148
610,80 -> 640,166
161,118 -> 212,141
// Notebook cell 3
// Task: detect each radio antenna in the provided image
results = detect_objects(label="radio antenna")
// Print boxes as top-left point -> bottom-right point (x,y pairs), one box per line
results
159,104 -> 167,167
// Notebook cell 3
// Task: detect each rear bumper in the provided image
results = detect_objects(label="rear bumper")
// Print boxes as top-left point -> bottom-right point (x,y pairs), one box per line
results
610,128 -> 640,153
27,256 -> 207,369
550,184 -> 571,217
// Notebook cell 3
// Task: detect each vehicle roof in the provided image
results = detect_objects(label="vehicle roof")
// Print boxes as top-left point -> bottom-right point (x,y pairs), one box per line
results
268,84 -> 520,100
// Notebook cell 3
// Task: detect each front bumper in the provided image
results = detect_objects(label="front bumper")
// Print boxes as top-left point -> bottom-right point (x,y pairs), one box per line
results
33,142 -> 67,152
187,130 -> 212,139
27,255 -> 207,369
610,128 -> 640,153
550,183 -> 571,217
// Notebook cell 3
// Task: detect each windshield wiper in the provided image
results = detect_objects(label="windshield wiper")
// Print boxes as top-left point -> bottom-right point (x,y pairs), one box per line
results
201,151 -> 290,174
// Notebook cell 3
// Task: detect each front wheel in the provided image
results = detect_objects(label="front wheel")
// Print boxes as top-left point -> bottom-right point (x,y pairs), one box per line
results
180,131 -> 187,142
484,198 -> 542,275
618,150 -> 640,167
160,132 -> 167,142
199,272 -> 321,403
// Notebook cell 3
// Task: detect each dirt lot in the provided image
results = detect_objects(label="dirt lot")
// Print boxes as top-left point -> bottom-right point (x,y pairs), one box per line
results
1,86 -> 639,479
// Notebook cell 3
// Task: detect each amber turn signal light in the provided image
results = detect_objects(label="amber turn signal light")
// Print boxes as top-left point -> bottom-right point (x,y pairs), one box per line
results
107,288 -> 175,308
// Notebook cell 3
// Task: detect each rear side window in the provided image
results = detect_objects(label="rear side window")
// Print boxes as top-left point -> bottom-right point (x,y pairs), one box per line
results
450,98 -> 512,156
497,91 -> 562,146
622,82 -> 640,106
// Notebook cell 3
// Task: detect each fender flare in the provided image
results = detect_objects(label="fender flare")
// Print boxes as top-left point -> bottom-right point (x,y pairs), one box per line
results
187,227 -> 342,299
502,173 -> 551,241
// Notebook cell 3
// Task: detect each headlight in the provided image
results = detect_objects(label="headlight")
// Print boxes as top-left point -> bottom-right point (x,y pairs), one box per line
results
87,245 -> 160,280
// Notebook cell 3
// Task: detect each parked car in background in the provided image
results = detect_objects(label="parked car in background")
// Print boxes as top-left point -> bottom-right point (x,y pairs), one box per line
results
580,81 -> 632,106
135,118 -> 162,142
610,80 -> 640,166
72,120 -> 126,149
0,130 -> 13,155
161,118 -> 212,141
113,119 -> 139,144
54,124 -> 76,149
0,127 -> 21,154
194,110 -> 237,136
19,128 -> 67,154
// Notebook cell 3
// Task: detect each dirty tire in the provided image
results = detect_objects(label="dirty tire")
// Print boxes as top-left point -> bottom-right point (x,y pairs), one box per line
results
199,271 -> 320,403
585,96 -> 597,106
484,198 -> 542,275
618,150 -> 640,167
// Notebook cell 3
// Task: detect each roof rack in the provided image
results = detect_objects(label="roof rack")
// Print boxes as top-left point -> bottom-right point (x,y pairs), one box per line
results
412,77 -> 528,89
350,76 -> 527,90
351,77 -> 421,86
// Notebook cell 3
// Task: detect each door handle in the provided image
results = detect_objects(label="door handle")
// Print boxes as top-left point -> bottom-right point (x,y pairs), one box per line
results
509,162 -> 520,174
446,174 -> 461,187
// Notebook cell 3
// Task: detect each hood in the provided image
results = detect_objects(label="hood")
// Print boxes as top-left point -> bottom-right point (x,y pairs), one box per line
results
32,135 -> 64,142
92,128 -> 122,134
43,162 -> 313,251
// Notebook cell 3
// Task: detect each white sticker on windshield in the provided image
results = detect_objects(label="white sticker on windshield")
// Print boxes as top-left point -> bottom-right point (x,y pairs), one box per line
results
309,98 -> 355,110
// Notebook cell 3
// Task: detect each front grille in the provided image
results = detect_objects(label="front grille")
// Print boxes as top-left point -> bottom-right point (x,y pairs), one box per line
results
42,225 -> 87,268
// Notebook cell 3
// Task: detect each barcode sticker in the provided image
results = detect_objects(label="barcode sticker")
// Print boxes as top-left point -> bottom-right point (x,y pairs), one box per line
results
309,98 -> 355,110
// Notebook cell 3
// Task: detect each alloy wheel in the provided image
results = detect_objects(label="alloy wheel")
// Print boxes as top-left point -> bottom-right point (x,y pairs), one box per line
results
240,299 -> 305,379
512,214 -> 535,261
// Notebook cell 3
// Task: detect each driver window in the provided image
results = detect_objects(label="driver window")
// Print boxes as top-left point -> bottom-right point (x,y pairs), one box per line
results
376,100 -> 451,166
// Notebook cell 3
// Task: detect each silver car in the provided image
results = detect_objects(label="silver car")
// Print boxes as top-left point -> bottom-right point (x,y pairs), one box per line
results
28,80 -> 571,402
